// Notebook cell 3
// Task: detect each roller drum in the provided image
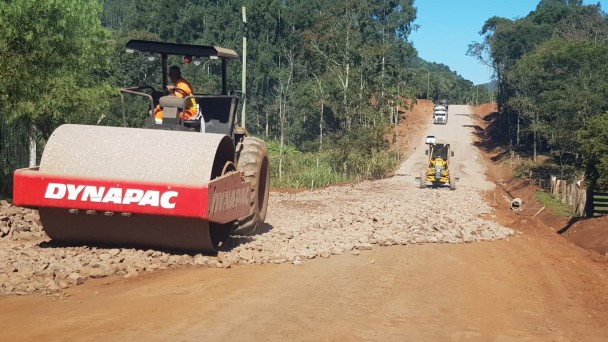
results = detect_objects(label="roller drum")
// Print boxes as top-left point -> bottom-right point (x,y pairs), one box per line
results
38,124 -> 235,252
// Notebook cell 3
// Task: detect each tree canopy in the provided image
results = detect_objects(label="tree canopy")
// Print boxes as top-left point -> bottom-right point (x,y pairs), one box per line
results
469,1 -> 608,186
0,0 -> 112,134
1,0 -> 491,194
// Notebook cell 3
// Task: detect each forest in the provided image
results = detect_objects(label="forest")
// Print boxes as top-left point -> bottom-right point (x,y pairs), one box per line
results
0,0 -> 487,195
2,1 -> 608,193
468,0 -> 608,188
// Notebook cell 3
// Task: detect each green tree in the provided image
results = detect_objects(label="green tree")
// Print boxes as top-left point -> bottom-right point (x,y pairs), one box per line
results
580,113 -> 608,188
469,0 -> 608,157
0,0 -> 112,134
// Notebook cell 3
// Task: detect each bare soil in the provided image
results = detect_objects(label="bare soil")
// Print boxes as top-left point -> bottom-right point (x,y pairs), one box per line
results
470,103 -> 608,259
1,102 -> 608,341
563,216 -> 608,255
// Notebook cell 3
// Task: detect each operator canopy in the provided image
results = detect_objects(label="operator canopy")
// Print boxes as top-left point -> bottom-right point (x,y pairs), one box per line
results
126,40 -> 239,60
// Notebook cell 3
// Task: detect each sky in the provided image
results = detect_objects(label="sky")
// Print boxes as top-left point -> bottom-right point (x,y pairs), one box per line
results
409,0 -> 608,85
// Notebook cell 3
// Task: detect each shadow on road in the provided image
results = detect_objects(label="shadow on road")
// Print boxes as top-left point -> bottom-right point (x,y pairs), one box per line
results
462,124 -> 483,132
470,110 -> 513,163
227,222 -> 274,250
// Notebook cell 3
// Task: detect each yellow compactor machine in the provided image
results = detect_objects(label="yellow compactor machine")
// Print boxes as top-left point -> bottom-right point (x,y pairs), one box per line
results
418,136 -> 456,190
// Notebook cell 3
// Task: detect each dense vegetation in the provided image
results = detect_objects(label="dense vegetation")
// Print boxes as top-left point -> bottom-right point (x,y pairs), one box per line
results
0,0 -> 487,195
468,0 -> 608,188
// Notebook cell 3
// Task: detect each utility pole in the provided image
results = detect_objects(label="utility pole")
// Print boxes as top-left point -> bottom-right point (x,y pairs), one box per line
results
241,6 -> 247,129
427,70 -> 430,100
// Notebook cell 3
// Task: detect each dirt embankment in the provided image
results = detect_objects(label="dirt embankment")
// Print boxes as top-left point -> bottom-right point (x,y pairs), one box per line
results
392,98 -> 434,158
469,103 -> 608,259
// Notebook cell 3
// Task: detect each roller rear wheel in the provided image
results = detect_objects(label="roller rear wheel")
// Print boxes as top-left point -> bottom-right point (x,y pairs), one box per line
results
233,137 -> 270,235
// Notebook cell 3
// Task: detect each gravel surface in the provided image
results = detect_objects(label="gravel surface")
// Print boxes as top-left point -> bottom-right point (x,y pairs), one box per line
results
0,105 -> 512,296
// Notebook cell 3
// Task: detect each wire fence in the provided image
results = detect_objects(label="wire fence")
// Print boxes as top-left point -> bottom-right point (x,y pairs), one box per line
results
0,116 -> 44,198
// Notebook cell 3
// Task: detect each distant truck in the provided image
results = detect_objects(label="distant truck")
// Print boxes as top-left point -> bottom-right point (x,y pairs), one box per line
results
433,110 -> 448,124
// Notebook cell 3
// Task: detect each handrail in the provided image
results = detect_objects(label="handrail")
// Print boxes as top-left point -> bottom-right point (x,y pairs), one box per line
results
119,87 -> 156,127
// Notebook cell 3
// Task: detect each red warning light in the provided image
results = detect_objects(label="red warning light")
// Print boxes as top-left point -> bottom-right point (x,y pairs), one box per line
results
184,55 -> 192,63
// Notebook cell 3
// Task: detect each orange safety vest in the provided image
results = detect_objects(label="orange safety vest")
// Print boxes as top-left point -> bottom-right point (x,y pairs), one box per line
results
155,78 -> 199,123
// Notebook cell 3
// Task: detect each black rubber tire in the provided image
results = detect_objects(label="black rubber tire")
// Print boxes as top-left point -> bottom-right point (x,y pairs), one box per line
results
233,137 -> 270,235
449,172 -> 456,190
419,170 -> 427,189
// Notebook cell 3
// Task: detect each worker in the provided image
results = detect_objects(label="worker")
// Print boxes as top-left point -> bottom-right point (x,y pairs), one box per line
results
152,66 -> 199,124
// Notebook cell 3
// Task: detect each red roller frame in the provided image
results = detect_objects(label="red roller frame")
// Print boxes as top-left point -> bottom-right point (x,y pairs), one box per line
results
13,168 -> 251,224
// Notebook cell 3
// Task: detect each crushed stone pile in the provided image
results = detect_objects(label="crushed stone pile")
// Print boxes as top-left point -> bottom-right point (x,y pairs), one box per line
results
0,177 -> 513,296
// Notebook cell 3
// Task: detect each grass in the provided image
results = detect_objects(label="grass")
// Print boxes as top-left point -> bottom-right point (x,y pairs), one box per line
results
268,144 -> 401,189
535,191 -> 575,218
270,152 -> 350,188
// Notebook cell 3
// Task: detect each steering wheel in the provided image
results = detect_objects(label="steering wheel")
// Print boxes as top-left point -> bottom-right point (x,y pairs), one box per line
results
174,87 -> 188,96
164,86 -> 189,97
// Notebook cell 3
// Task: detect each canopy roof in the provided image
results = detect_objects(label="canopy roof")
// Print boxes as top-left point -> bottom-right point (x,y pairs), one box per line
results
126,40 -> 239,60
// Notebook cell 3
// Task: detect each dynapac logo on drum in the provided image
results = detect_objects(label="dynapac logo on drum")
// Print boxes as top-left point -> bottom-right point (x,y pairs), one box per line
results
210,187 -> 250,214
44,183 -> 178,209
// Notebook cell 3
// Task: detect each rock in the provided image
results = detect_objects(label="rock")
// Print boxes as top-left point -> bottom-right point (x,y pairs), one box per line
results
67,273 -> 85,285
35,268 -> 54,279
147,264 -> 159,271
0,222 -> 9,236
54,270 -> 69,280
3,264 -> 18,274
3,284 -> 15,293
87,267 -> 110,279
46,279 -> 61,293
15,268 -> 35,279
134,262 -> 147,271
238,249 -> 254,261
193,255 -> 208,266
123,267 -> 139,278
330,247 -> 343,255
355,243 -> 373,251
159,254 -> 170,263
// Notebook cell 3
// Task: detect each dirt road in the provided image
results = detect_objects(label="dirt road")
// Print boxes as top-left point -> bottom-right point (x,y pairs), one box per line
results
1,105 -> 608,341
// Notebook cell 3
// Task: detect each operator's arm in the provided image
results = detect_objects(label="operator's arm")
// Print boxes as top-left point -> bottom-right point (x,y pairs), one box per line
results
171,81 -> 193,98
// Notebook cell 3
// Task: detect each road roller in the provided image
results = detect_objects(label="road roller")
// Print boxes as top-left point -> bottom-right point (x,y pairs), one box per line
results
13,40 -> 270,253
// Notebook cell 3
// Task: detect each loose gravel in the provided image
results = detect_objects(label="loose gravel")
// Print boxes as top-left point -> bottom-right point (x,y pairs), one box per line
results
0,105 -> 513,296
0,177 -> 512,296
